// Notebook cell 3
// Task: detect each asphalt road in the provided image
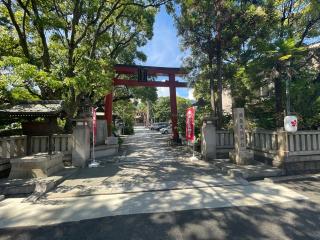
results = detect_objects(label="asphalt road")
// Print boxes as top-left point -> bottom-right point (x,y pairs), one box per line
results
1,179 -> 320,240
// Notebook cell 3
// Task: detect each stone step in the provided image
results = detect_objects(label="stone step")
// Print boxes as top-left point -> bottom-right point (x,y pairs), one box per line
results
264,173 -> 320,183
0,158 -> 10,165
0,178 -> 38,196
212,159 -> 285,180
0,168 -> 77,199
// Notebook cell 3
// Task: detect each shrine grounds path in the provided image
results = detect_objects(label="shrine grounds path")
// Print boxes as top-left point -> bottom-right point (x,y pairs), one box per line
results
0,127 -> 320,239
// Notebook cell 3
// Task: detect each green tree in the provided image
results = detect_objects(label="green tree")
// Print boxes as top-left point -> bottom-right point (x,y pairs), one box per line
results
113,99 -> 136,134
153,97 -> 170,122
152,96 -> 192,136
168,0 -> 272,128
170,0 -> 320,130
0,0 -> 165,129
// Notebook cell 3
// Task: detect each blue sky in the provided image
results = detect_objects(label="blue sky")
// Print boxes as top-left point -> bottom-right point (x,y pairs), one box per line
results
138,6 -> 194,100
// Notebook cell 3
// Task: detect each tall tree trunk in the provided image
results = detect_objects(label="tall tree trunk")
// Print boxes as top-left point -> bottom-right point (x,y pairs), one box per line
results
209,57 -> 216,119
216,27 -> 223,129
214,0 -> 224,129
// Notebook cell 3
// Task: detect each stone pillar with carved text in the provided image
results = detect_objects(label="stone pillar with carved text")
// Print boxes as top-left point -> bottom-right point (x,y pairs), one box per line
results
229,108 -> 253,165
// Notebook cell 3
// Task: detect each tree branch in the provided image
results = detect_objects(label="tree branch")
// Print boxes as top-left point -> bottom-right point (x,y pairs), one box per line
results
110,32 -> 138,58
30,0 -> 51,71
297,16 -> 320,47
2,0 -> 31,61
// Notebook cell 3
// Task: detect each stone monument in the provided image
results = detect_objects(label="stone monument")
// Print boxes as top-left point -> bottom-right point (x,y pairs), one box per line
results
229,108 -> 253,165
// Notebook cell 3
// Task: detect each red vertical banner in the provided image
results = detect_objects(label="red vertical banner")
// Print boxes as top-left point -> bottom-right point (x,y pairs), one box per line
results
186,107 -> 195,142
92,107 -> 97,144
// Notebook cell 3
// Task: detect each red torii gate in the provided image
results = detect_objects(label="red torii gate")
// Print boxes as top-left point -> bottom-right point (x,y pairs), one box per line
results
104,64 -> 188,141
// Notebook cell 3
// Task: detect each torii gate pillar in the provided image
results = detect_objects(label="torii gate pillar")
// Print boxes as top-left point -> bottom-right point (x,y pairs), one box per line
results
104,93 -> 113,137
169,74 -> 179,140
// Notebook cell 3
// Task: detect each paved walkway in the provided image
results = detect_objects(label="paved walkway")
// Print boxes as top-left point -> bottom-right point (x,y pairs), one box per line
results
0,127 -> 309,229
45,127 -> 243,198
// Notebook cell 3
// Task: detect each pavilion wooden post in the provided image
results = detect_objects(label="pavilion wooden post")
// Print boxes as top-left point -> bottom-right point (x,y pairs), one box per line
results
104,93 -> 113,137
48,117 -> 54,155
169,74 -> 179,140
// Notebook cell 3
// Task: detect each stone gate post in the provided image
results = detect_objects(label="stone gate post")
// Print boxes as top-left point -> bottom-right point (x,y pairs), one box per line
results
201,119 -> 217,160
72,120 -> 90,167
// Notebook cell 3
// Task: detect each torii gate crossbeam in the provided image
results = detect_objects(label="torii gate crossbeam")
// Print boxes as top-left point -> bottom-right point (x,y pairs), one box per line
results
105,64 -> 188,141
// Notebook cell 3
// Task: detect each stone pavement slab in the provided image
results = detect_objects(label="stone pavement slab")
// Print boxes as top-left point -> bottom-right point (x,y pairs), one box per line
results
0,181 -> 308,229
46,159 -> 243,199
49,127 -> 233,199
45,176 -> 248,199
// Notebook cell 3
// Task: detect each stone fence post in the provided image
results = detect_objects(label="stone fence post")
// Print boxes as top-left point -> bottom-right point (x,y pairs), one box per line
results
274,129 -> 288,168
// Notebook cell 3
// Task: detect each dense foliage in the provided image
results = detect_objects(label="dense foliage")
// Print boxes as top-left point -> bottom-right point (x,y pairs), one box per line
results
169,0 -> 320,130
0,0 -> 165,130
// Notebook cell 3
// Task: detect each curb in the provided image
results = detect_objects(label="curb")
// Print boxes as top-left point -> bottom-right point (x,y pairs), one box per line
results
264,173 -> 320,183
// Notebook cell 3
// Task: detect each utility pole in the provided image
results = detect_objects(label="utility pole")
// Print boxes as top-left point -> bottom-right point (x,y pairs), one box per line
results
285,61 -> 291,115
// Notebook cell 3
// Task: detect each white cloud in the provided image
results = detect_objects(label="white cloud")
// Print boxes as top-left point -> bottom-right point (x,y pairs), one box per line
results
157,87 -> 195,101
187,88 -> 195,100
157,87 -> 170,97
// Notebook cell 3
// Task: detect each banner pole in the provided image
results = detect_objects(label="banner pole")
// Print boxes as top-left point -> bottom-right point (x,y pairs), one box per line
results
89,107 -> 99,168
92,122 -> 95,163
190,106 -> 197,161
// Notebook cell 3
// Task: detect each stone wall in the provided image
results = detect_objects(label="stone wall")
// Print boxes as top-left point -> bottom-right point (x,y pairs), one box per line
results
285,131 -> 320,174
207,128 -> 320,174
0,134 -> 72,177
246,129 -> 320,174
216,130 -> 234,158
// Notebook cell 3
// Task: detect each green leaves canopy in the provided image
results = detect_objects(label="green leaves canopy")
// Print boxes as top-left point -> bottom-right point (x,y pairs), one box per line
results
0,0 -> 163,122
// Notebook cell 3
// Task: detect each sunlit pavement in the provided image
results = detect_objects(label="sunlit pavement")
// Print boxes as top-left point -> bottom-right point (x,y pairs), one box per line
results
0,127 -> 319,239
44,126 -> 243,198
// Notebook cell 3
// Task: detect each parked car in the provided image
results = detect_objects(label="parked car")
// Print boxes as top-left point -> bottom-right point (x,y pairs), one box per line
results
160,126 -> 172,134
150,123 -> 156,130
154,123 -> 169,131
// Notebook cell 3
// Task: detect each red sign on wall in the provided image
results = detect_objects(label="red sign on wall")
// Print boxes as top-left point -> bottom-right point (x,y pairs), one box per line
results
186,107 -> 195,142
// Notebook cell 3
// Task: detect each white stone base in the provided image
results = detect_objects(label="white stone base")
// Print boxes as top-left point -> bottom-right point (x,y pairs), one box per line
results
229,150 -> 253,165
105,136 -> 118,145
94,144 -> 118,159
9,152 -> 64,179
